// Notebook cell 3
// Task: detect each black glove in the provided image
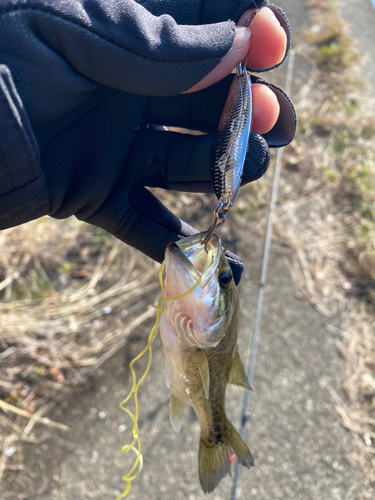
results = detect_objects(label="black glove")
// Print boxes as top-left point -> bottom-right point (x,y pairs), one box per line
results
0,0 -> 295,284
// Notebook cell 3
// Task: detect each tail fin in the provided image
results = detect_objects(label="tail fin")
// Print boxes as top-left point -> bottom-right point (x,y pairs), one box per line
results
198,421 -> 254,493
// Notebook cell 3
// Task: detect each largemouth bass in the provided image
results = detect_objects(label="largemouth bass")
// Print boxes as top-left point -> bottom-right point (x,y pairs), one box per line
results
160,232 -> 253,493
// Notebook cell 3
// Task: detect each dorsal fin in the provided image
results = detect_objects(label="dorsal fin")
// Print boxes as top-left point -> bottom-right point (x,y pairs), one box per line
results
190,348 -> 210,399
228,351 -> 251,390
169,393 -> 186,433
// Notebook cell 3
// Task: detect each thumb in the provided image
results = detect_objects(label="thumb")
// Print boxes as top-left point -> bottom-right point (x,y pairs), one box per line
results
185,27 -> 251,93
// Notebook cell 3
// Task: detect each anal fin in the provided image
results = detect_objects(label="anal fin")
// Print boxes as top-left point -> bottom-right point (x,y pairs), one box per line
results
228,351 -> 251,390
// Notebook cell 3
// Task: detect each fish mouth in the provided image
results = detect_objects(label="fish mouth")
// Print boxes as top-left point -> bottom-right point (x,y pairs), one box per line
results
165,232 -> 221,291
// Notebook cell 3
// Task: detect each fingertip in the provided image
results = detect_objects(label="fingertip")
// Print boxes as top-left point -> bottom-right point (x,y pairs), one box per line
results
239,7 -> 287,70
251,83 -> 280,135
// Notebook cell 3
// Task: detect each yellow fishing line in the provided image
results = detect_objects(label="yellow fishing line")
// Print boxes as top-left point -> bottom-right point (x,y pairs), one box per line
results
116,245 -> 213,499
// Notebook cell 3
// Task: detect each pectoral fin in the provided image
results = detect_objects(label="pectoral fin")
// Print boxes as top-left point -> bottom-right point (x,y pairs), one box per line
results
228,351 -> 251,390
164,351 -> 174,389
169,393 -> 186,433
190,348 -> 210,399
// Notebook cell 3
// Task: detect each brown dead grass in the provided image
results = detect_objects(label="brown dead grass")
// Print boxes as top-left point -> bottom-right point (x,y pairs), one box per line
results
0,218 -> 157,484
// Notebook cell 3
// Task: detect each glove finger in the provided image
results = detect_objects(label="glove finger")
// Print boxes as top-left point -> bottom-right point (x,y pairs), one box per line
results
146,77 -> 233,133
125,127 -> 270,192
244,3 -> 292,73
146,75 -> 296,147
123,0 -> 264,27
251,76 -> 296,147
0,0 -> 239,98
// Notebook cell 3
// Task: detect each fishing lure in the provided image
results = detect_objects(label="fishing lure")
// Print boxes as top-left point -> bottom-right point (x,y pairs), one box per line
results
204,18 -> 254,249
212,63 -> 252,210
204,62 -> 252,247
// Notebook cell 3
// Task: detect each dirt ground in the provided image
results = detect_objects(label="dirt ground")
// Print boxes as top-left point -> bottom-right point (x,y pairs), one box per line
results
2,1 -> 375,499
339,0 -> 375,103
5,237 -> 369,500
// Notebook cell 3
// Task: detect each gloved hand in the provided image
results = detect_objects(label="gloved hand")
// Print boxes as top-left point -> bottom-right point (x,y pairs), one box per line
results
0,0 -> 296,284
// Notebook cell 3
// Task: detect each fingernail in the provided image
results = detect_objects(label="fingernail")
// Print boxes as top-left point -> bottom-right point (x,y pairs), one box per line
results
232,27 -> 251,50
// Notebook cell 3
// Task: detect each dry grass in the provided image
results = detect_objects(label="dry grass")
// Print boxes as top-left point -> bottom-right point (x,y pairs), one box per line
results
0,217 -> 157,484
307,0 -> 356,68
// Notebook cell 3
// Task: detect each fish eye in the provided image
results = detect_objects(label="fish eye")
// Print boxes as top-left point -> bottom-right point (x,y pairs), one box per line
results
219,269 -> 233,289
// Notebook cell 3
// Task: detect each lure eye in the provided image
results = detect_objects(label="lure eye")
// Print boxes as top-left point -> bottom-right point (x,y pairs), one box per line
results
219,269 -> 233,289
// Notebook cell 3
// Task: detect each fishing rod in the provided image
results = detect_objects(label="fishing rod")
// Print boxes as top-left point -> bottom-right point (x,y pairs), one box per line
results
229,48 -> 295,500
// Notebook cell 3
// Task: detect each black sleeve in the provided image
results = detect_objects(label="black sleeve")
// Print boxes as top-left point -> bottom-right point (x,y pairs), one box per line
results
0,65 -> 49,229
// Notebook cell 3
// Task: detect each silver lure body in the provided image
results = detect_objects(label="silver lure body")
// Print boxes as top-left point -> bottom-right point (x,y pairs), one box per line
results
211,66 -> 252,210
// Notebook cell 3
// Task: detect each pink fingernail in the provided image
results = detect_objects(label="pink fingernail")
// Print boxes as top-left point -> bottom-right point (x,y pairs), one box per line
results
232,27 -> 251,50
